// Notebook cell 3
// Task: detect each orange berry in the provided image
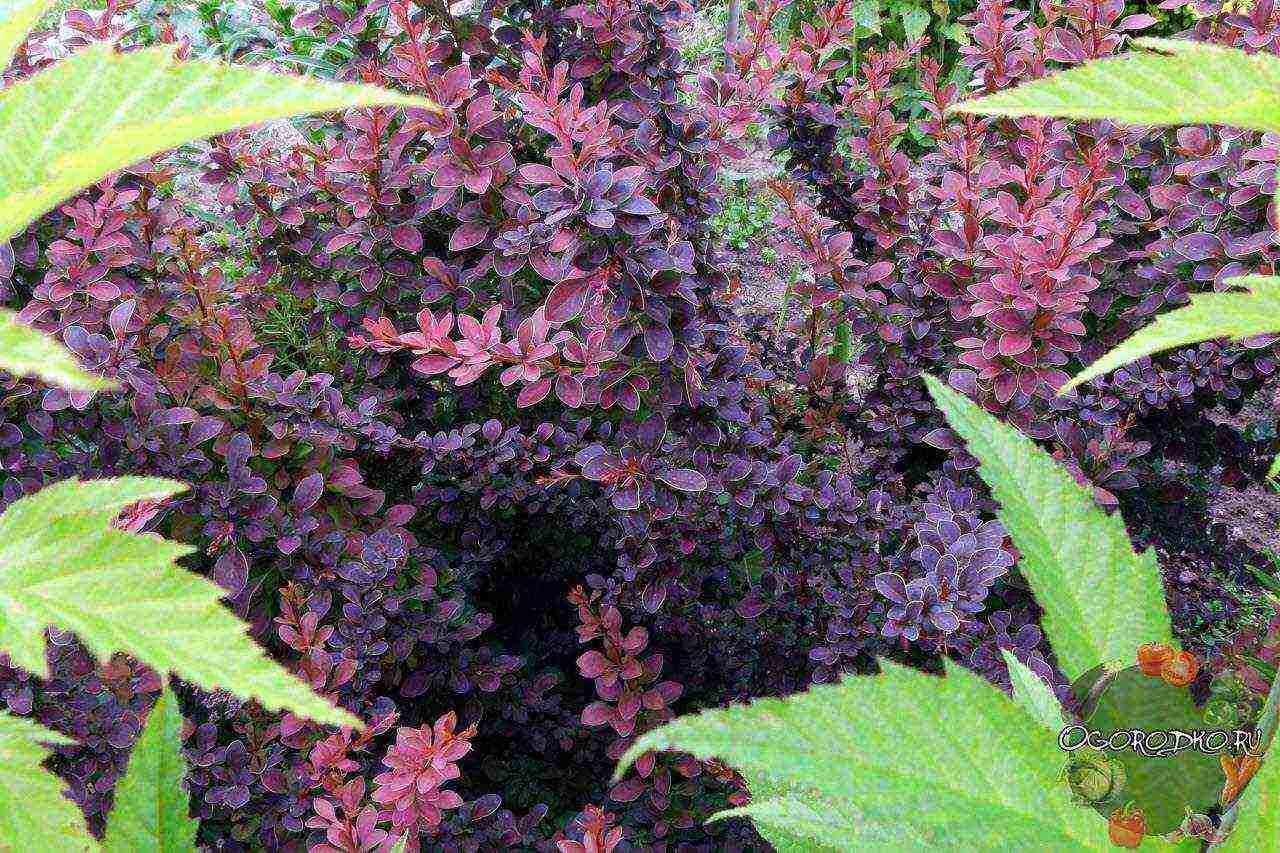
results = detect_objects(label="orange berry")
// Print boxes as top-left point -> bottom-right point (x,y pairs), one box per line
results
1137,642 -> 1173,676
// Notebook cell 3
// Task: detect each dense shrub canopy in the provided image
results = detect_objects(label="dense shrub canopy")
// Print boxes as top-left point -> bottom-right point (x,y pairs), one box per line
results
2,0 -> 1280,849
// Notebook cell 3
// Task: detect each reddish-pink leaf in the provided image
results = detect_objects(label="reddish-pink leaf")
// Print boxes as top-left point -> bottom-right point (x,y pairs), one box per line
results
449,221 -> 490,252
545,277 -> 590,324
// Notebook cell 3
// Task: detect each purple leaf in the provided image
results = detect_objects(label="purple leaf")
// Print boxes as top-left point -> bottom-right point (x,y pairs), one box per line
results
291,472 -> 325,513
657,468 -> 707,492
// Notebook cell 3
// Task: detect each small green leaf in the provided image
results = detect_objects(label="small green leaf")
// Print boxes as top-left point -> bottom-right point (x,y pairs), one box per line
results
0,308 -> 113,391
1003,650 -> 1065,732
0,0 -> 52,68
901,7 -> 930,44
952,38 -> 1280,133
0,712 -> 95,851
853,0 -> 882,34
1062,275 -> 1280,394
0,42 -> 437,240
618,659 -> 1114,850
944,21 -> 968,45
923,376 -> 1172,680
103,686 -> 198,852
0,477 -> 360,728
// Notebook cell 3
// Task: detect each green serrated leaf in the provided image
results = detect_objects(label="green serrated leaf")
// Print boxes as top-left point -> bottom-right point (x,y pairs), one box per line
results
0,309 -> 113,391
0,712 -> 95,851
1003,649 -> 1066,732
103,686 -> 197,852
923,376 -> 1172,680
0,477 -> 360,728
944,21 -> 969,45
953,38 -> 1280,133
0,42 -> 437,241
618,659 -> 1114,850
1062,275 -> 1280,394
0,0 -> 52,69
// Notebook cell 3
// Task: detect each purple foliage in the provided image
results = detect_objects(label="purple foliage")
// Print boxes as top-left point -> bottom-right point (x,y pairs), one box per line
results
0,0 -> 1276,849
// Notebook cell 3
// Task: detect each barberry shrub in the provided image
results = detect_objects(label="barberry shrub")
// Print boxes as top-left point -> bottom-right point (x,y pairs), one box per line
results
7,0 -> 1280,849
955,37 -> 1280,480
619,376 -> 1280,849
0,0 -> 433,845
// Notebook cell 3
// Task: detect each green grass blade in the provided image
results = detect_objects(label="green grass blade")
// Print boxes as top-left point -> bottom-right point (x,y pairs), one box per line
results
1003,650 -> 1066,732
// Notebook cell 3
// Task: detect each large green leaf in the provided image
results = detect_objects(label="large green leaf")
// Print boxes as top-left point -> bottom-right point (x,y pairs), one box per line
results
0,41 -> 435,240
0,0 -> 51,69
102,686 -> 198,852
619,659 -> 1114,850
0,712 -> 95,851
0,308 -> 113,391
1062,275 -> 1280,394
923,376 -> 1172,679
0,476 -> 359,728
952,38 -> 1280,133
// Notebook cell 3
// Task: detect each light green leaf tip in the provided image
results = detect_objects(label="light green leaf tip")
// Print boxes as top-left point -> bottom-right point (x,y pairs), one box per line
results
923,375 -> 1172,680
0,308 -> 114,392
0,476 -> 361,729
0,42 -> 438,241
1002,649 -> 1066,732
103,686 -> 198,853
709,795 -> 850,851
0,712 -> 96,851
617,659 -> 1113,850
0,0 -> 52,69
952,38 -> 1280,135
1061,275 -> 1280,394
